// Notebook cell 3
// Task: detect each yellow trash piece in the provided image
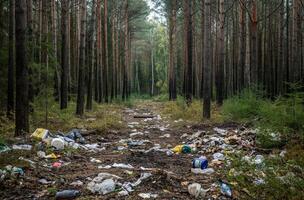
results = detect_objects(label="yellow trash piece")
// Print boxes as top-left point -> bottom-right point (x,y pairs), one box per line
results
172,145 -> 183,153
45,153 -> 59,159
31,128 -> 49,141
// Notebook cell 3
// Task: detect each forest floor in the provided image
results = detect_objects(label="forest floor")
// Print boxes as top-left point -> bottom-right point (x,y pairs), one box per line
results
0,100 -> 301,199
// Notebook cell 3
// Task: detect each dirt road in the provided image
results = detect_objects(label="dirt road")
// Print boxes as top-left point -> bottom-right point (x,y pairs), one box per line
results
1,101 -> 244,199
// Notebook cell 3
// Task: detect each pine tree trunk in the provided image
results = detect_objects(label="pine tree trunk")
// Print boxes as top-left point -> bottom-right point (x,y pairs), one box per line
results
7,0 -> 15,118
76,0 -> 86,115
61,0 -> 69,109
15,0 -> 29,135
238,0 -> 245,92
203,0 -> 211,119
184,0 -> 193,104
86,0 -> 95,111
251,0 -> 258,85
216,0 -> 225,105
104,0 -> 109,103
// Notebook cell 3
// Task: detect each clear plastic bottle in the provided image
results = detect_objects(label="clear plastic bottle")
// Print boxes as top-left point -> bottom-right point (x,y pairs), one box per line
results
219,180 -> 232,197
55,190 -> 80,199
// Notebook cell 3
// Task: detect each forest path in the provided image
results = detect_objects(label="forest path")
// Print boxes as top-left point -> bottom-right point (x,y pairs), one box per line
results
1,100 -> 242,200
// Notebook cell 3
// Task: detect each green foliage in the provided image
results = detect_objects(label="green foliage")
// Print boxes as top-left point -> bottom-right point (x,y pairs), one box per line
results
222,89 -> 266,122
162,97 -> 203,122
222,87 -> 304,148
225,151 -> 304,200
31,93 -> 124,133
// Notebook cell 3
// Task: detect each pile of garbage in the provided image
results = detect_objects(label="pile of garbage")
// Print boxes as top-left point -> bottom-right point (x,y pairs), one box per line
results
86,172 -> 152,197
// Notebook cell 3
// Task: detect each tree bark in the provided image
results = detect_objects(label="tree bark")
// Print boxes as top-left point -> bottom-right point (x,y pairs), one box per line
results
76,0 -> 86,115
103,0 -> 109,103
86,0 -> 96,111
203,0 -> 211,119
7,0 -> 15,118
216,0 -> 225,105
61,0 -> 69,109
15,0 -> 29,135
184,0 -> 193,104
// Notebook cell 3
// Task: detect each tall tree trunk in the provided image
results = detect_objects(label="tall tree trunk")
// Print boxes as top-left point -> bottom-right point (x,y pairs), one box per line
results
151,29 -> 155,96
51,0 -> 60,102
96,0 -> 103,103
15,0 -> 29,135
285,0 -> 290,90
216,0 -> 225,105
184,0 -> 193,104
27,0 -> 34,105
86,0 -> 96,111
76,0 -> 86,115
251,0 -> 258,85
103,0 -> 109,103
61,0 -> 69,109
122,0 -> 128,101
200,1 -> 205,98
7,0 -> 15,118
42,0 -> 49,127
238,0 -> 245,92
203,0 -> 211,119
168,0 -> 177,100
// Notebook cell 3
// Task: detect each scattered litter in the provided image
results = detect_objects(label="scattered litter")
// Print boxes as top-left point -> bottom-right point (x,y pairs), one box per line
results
130,132 -> 144,137
172,145 -> 191,154
90,157 -> 102,163
0,144 -> 11,153
87,173 -> 121,194
19,157 -> 35,167
55,190 -> 80,199
112,163 -> 134,169
166,150 -> 174,156
38,178 -> 54,185
279,150 -> 287,157
98,165 -> 112,169
120,173 -> 152,195
65,129 -> 85,144
2,165 -> 24,177
213,127 -> 227,136
52,162 -> 62,168
12,144 -> 32,151
213,153 -> 225,161
188,183 -> 208,198
219,180 -> 232,197
83,143 -> 105,152
51,138 -> 65,150
174,119 -> 183,123
159,134 -> 170,138
88,178 -> 115,195
253,178 -> 265,185
254,155 -> 264,166
192,156 -> 208,169
116,146 -> 127,151
132,173 -> 152,187
45,153 -> 60,159
31,128 -> 49,141
37,151 -> 46,158
138,193 -> 158,199
191,168 -> 215,175
118,190 -> 129,196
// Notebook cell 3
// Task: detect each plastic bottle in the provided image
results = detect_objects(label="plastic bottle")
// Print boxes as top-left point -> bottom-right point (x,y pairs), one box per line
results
55,190 -> 80,199
219,180 -> 232,197
192,156 -> 208,169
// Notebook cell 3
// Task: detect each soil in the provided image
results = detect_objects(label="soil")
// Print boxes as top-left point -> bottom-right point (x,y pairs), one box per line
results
0,101 -> 243,200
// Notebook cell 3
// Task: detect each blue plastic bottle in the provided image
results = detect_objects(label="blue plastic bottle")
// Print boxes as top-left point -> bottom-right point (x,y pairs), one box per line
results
192,156 -> 208,169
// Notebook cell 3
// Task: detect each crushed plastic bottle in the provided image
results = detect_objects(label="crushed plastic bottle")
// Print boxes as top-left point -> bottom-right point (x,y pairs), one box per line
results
219,180 -> 232,197
192,156 -> 208,169
55,190 -> 80,199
